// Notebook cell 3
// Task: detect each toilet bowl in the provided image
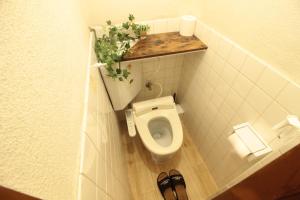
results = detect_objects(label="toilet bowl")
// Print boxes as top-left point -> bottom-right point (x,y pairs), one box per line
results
132,96 -> 183,162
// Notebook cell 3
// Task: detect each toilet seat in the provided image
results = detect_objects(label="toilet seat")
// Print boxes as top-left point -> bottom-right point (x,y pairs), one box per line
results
133,97 -> 183,156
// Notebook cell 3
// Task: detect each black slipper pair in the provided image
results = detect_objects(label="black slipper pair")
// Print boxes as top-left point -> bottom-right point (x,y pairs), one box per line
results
157,169 -> 188,200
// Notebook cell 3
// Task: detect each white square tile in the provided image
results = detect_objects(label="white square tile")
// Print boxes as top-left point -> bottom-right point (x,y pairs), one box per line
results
219,102 -> 235,122
211,114 -> 228,137
261,101 -> 289,127
79,175 -> 97,200
81,134 -> 97,183
167,18 -> 180,32
86,69 -> 98,144
257,67 -> 288,99
86,112 -> 98,145
232,73 -> 254,98
236,102 -> 259,123
97,113 -> 108,153
211,55 -> 225,75
202,49 -> 216,67
276,83 -> 300,116
97,154 -> 107,190
200,27 -> 212,46
240,56 -> 266,82
153,19 -> 168,33
215,78 -> 230,99
207,69 -> 220,89
220,62 -> 239,86
253,117 -> 278,143
207,29 -> 221,51
175,55 -> 184,68
215,36 -> 233,59
227,44 -> 247,70
142,60 -> 157,73
210,92 -> 223,108
224,89 -> 243,111
227,114 -> 243,134
246,86 -> 272,114
205,102 -> 218,125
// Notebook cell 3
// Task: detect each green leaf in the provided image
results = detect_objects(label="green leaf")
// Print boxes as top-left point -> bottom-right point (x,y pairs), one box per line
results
122,69 -> 130,79
110,26 -> 117,32
116,68 -> 121,74
106,20 -> 112,25
94,14 -> 149,82
129,14 -> 135,21
122,22 -> 130,29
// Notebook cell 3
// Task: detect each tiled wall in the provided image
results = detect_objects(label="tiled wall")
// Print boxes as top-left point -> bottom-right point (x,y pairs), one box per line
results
133,55 -> 183,102
136,18 -> 184,101
82,17 -> 300,197
178,20 -> 300,189
77,33 -> 132,200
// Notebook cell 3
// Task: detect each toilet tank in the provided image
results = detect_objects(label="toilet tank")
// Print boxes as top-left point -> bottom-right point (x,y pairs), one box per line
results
99,61 -> 142,111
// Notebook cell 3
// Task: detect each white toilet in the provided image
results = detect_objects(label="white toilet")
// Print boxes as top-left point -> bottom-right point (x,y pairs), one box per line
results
132,96 -> 183,162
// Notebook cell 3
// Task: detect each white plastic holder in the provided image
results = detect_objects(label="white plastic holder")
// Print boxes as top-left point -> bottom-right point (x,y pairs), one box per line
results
229,122 -> 272,160
125,109 -> 136,137
176,104 -> 184,115
272,115 -> 300,138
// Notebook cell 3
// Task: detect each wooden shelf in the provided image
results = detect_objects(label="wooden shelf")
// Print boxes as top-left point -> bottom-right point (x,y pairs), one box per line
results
122,32 -> 208,61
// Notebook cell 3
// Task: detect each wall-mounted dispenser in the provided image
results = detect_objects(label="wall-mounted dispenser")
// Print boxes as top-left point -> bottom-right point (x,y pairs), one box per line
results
228,122 -> 272,160
272,115 -> 300,138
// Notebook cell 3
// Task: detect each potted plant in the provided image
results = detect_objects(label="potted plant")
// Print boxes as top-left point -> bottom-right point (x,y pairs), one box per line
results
93,14 -> 150,83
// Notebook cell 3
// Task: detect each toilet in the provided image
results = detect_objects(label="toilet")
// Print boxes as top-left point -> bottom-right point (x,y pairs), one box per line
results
132,96 -> 183,162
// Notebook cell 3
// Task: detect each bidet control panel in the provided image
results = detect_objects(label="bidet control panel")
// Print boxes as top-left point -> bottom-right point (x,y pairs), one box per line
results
125,109 -> 136,137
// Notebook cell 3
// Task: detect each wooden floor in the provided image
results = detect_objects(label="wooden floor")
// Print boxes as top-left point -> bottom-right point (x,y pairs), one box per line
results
121,120 -> 218,200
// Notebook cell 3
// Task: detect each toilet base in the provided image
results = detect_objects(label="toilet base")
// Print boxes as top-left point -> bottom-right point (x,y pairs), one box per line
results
151,152 -> 174,163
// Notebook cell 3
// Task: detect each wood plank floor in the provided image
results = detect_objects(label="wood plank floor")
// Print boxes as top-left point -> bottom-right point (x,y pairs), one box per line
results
121,120 -> 218,200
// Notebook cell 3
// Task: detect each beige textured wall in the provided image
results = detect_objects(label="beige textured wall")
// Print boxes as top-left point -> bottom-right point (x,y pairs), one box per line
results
85,0 -> 202,25
198,0 -> 300,84
0,0 -> 90,199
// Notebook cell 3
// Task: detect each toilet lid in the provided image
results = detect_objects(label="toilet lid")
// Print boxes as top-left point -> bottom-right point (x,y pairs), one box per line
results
134,108 -> 183,155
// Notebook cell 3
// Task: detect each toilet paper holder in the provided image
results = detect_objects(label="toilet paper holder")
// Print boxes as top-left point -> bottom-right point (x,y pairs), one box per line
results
229,122 -> 272,158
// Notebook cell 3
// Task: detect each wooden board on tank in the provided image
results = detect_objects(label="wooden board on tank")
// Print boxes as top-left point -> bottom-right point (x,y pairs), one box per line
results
122,32 -> 207,61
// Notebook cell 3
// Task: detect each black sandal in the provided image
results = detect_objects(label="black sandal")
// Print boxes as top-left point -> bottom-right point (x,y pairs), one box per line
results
169,169 -> 188,200
157,172 -> 176,200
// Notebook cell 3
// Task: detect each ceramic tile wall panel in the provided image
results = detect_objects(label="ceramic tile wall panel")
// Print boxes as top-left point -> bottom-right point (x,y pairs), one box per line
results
134,55 -> 184,102
178,20 -> 300,189
133,18 -> 183,102
78,34 -> 132,200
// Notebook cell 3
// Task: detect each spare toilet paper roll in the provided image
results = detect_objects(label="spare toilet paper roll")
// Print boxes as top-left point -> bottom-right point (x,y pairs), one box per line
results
228,134 -> 251,158
179,15 -> 197,36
